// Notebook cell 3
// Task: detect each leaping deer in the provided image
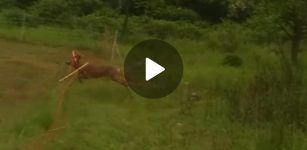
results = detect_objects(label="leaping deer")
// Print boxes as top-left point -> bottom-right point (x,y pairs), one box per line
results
64,50 -> 127,87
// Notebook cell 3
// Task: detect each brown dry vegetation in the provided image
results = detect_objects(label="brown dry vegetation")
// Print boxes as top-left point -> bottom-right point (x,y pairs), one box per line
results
0,39 -> 68,101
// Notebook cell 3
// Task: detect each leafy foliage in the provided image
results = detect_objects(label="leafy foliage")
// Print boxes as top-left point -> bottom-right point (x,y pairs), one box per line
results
207,21 -> 247,52
1,8 -> 29,26
222,54 -> 243,67
248,0 -> 307,63
143,20 -> 202,40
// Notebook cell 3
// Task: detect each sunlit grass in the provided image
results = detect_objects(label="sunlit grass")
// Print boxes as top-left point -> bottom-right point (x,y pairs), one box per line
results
0,24 -> 306,150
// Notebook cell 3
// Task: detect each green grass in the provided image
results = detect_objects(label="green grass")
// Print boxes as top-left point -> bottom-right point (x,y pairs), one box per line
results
0,24 -> 102,50
0,24 -> 306,150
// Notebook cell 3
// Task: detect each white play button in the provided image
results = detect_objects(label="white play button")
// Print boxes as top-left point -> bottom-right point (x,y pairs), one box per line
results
124,39 -> 183,98
145,57 -> 165,81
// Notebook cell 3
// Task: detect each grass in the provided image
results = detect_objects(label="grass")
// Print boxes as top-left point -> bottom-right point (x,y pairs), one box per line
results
0,23 -> 306,150
0,24 -> 101,50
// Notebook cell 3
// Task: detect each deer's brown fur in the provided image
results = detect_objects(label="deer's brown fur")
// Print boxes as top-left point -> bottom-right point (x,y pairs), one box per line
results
66,50 -> 127,87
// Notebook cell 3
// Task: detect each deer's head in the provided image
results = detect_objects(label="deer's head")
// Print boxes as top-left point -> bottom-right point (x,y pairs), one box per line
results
66,50 -> 82,68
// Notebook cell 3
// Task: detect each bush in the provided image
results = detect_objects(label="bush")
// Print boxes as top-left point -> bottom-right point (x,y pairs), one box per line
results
1,8 -> 28,26
206,21 -> 247,52
143,20 -> 202,40
31,0 -> 69,20
71,15 -> 121,32
218,59 -> 307,130
177,24 -> 203,40
152,6 -> 200,22
222,54 -> 243,67
143,20 -> 177,39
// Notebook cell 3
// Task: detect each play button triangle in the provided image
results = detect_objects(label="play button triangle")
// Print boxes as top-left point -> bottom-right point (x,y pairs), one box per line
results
146,57 -> 165,81
124,39 -> 183,98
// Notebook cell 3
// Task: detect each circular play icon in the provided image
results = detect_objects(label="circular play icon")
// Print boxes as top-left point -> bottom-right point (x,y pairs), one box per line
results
124,39 -> 183,99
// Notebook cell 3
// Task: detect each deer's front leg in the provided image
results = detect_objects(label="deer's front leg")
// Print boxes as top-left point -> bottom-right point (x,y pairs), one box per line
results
78,77 -> 83,83
77,71 -> 88,83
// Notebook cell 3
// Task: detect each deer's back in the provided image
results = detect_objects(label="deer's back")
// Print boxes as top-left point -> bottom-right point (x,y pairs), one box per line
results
80,64 -> 118,78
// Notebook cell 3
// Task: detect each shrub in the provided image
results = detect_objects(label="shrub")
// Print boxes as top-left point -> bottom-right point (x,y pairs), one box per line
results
222,54 -> 243,67
218,59 -> 307,130
71,15 -> 121,32
31,0 -> 70,21
1,8 -> 28,26
143,20 -> 178,39
152,6 -> 200,22
206,21 -> 247,52
143,20 -> 202,40
177,24 -> 203,40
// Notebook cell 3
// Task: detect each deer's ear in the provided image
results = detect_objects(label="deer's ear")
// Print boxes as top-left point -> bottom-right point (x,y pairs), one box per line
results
72,50 -> 84,59
72,50 -> 77,57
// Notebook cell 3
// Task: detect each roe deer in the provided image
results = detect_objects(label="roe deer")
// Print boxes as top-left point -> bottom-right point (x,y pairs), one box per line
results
66,50 -> 127,87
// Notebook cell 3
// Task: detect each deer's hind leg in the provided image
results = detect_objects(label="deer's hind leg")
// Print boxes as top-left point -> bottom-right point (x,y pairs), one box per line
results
111,75 -> 128,87
77,71 -> 89,83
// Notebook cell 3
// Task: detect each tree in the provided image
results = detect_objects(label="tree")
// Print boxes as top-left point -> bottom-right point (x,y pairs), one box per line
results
253,0 -> 307,64
0,0 -> 39,10
120,0 -> 132,38
176,0 -> 229,23
227,0 -> 254,22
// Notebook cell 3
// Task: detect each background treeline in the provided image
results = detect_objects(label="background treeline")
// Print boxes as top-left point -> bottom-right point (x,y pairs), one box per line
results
0,0 -> 306,63
0,1 -> 307,149
0,0 -> 245,24
0,0 -> 235,39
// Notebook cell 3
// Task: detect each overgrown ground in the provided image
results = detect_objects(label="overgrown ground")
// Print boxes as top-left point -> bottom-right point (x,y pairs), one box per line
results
0,24 -> 307,150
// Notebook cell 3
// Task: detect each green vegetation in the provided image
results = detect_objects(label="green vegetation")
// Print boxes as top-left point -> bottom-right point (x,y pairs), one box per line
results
0,0 -> 307,150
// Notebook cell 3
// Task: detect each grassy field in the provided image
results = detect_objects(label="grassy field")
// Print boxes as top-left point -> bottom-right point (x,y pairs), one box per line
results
0,24 -> 306,150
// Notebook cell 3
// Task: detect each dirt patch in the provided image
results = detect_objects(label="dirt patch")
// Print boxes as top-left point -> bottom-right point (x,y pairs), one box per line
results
0,39 -> 70,101
23,76 -> 76,150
